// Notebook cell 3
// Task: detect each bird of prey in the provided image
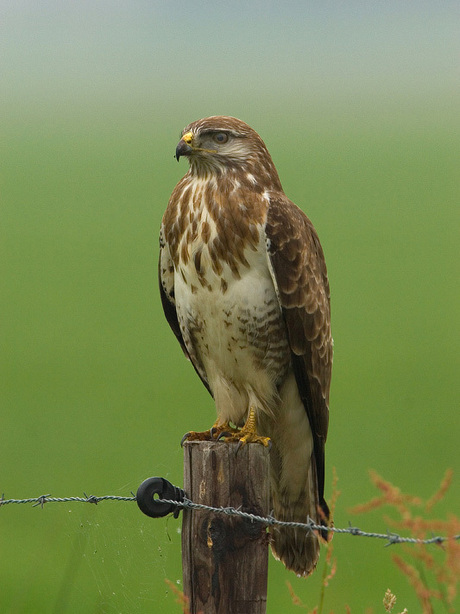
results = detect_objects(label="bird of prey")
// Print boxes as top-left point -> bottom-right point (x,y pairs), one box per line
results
159,116 -> 332,576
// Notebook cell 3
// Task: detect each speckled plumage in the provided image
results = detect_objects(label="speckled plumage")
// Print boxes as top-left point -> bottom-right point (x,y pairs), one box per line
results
159,116 -> 332,576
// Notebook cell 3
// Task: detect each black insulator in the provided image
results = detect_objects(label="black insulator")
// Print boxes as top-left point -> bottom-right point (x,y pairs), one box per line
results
136,477 -> 185,519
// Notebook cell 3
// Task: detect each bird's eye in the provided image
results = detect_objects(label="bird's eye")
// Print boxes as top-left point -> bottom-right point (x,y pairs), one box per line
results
213,132 -> 229,144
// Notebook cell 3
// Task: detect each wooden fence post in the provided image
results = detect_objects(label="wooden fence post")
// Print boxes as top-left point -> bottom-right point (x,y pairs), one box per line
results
182,440 -> 270,614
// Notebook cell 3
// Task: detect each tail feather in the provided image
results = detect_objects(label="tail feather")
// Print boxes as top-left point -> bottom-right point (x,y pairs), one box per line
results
269,452 -> 331,577
259,373 -> 331,576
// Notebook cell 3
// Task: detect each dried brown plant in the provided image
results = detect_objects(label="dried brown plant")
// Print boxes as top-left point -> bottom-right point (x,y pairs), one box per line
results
164,578 -> 201,614
383,588 -> 407,613
351,469 -> 458,613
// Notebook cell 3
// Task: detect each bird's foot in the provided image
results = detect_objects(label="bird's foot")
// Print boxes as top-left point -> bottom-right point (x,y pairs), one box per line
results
211,422 -> 240,440
220,407 -> 271,450
180,421 -> 238,447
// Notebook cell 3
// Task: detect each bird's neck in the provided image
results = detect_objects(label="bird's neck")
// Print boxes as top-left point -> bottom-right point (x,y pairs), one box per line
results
187,162 -> 283,195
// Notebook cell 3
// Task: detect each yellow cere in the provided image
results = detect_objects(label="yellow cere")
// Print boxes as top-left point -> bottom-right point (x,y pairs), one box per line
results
182,131 -> 193,144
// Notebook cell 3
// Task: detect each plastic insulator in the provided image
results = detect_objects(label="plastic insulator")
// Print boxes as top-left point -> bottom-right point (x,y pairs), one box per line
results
136,477 -> 185,519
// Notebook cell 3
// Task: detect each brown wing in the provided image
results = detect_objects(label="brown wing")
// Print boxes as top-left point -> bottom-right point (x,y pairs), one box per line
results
158,230 -> 213,397
265,195 -> 332,512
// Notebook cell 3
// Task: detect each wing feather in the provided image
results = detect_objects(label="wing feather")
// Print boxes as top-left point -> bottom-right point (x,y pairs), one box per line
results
265,195 -> 332,508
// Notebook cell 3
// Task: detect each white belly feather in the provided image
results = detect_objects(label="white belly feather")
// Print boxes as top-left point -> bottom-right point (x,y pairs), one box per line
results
174,227 -> 288,426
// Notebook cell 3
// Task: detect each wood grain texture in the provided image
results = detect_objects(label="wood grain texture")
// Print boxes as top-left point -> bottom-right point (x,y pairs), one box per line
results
182,441 -> 270,614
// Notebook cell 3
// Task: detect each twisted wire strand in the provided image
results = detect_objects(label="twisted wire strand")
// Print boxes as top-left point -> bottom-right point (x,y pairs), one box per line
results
0,494 -> 136,507
161,498 -> 458,546
1,492 -> 458,547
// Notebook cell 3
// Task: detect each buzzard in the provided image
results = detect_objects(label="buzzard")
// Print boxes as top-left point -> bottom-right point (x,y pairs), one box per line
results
159,116 -> 332,576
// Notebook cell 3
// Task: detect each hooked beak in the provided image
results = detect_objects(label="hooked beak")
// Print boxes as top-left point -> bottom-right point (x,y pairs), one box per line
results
175,131 -> 193,161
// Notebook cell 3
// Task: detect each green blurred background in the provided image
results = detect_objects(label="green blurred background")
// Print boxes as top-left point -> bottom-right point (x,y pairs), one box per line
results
1,1 -> 458,612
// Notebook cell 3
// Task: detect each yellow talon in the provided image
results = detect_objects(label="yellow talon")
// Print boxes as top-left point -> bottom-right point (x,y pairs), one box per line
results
180,421 -> 238,446
221,407 -> 271,449
181,410 -> 271,449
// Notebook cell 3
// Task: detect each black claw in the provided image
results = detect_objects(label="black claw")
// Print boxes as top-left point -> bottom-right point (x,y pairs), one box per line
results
217,431 -> 232,441
180,432 -> 191,447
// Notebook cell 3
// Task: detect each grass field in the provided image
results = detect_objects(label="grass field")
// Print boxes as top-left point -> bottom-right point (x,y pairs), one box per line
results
1,100 -> 458,613
1,3 -> 458,612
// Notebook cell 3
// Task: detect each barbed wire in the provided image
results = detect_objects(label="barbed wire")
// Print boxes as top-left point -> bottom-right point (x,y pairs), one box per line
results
1,492 -> 458,547
0,494 -> 136,507
162,499 -> 459,547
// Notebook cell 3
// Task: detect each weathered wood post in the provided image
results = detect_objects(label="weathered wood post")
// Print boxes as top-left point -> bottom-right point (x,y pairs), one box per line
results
182,441 -> 270,614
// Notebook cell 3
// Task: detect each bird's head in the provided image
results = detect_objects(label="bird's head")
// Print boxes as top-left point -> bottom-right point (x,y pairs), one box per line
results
175,116 -> 282,189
